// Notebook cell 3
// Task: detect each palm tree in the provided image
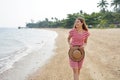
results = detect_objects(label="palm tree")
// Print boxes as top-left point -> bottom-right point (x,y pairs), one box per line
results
51,17 -> 54,21
97,0 -> 109,12
54,17 -> 58,22
80,10 -> 83,14
111,0 -> 120,12
31,19 -> 34,23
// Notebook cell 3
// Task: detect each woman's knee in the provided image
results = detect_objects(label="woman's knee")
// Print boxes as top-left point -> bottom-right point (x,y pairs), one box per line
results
73,68 -> 79,74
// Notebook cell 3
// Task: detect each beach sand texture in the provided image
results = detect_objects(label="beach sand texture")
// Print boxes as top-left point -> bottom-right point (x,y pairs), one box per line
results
28,28 -> 120,80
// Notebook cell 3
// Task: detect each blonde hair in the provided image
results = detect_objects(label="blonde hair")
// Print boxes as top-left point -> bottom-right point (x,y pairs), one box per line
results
73,17 -> 88,31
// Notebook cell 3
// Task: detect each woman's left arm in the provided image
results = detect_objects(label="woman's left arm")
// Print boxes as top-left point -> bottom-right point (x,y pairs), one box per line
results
82,37 -> 88,48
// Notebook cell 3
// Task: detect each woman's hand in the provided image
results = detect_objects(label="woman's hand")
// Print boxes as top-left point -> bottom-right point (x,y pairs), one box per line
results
80,43 -> 87,48
69,44 -> 73,48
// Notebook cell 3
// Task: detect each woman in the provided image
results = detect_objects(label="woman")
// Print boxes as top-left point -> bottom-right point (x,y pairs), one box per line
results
67,17 -> 90,80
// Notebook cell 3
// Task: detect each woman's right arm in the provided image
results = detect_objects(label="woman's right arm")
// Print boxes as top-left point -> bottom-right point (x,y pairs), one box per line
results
67,35 -> 72,48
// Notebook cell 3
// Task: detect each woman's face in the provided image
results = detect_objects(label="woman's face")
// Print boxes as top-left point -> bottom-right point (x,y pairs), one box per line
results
75,19 -> 83,28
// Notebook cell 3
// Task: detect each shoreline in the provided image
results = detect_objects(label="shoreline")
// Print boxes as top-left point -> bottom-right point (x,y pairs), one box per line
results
0,28 -> 119,80
0,29 -> 57,80
28,28 -> 120,80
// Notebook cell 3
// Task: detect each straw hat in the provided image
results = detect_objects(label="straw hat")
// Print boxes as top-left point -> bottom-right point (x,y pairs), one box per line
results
68,47 -> 85,62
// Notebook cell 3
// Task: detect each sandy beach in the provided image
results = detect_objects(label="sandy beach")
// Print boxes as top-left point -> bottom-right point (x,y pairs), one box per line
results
28,28 -> 120,80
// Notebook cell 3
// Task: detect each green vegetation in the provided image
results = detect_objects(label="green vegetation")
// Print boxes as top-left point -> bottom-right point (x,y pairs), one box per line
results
26,0 -> 120,28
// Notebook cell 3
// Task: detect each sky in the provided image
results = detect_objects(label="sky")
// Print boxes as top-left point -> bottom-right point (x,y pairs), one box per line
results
0,0 -> 111,28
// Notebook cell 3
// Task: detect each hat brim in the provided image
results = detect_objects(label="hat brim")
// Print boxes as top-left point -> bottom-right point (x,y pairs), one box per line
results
68,47 -> 85,62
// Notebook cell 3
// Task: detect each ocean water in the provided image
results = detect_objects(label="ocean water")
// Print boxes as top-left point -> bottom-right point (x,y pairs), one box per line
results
0,28 -> 57,74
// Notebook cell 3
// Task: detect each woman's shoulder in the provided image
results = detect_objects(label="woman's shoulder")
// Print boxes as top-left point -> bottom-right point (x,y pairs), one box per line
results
83,30 -> 90,36
69,29 -> 76,36
69,28 -> 76,32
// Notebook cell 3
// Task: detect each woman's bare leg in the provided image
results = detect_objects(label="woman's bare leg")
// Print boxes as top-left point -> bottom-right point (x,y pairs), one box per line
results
78,68 -> 81,75
73,68 -> 79,80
